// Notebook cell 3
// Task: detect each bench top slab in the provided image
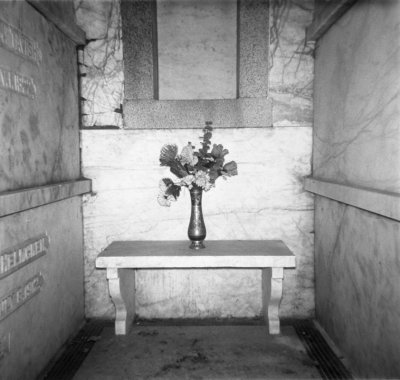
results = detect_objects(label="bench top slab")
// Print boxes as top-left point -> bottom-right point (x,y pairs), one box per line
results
96,240 -> 296,269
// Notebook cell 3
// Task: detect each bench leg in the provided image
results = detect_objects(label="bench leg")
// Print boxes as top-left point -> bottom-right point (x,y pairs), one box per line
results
106,268 -> 136,335
262,267 -> 284,334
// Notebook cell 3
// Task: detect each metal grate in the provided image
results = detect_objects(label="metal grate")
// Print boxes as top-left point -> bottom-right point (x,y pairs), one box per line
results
293,320 -> 353,380
40,319 -> 354,380
41,319 -> 108,380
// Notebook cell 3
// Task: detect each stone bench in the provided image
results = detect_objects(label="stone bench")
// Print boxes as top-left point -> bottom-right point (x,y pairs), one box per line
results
96,240 -> 296,335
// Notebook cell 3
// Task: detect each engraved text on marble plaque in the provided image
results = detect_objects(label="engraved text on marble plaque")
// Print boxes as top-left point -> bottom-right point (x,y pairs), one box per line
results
0,234 -> 49,280
0,66 -> 37,98
0,273 -> 44,321
0,18 -> 42,64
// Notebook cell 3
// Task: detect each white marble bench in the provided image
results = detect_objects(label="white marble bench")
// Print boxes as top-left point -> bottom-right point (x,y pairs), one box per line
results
96,240 -> 295,335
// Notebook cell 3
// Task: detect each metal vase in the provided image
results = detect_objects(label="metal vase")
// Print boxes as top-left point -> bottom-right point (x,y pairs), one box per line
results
188,186 -> 206,249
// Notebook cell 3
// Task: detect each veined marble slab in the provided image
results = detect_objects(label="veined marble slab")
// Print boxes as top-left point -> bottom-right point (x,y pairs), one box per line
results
315,196 -> 400,377
269,0 -> 314,128
77,0 -> 123,128
96,240 -> 296,268
305,177 -> 400,221
0,2 -> 81,192
313,0 -> 400,192
0,197 -> 84,380
0,179 -> 91,218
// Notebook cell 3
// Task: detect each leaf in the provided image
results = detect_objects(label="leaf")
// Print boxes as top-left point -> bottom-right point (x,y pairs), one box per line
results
160,144 -> 178,166
199,122 -> 213,155
208,167 -> 220,182
165,183 -> 181,199
160,178 -> 174,188
169,161 -> 189,178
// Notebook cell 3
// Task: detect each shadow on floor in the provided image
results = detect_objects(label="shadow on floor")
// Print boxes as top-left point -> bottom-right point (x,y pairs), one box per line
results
41,319 -> 353,380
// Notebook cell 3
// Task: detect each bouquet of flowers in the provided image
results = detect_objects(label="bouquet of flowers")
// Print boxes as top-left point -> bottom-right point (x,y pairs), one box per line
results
158,122 -> 238,206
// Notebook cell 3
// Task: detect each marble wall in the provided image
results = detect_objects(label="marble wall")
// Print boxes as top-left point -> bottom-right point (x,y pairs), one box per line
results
81,127 -> 314,319
0,1 -> 80,192
269,0 -> 314,127
313,1 -> 400,192
77,0 -> 315,320
0,2 -> 86,378
0,198 -> 85,380
315,197 -> 400,377
312,0 -> 400,377
75,0 -> 124,127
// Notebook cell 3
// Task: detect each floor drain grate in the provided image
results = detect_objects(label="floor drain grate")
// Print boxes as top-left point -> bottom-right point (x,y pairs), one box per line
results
41,319 -> 354,380
42,319 -> 109,380
293,320 -> 353,380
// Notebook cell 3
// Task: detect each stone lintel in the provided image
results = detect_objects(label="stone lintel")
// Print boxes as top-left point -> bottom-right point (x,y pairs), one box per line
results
239,0 -> 269,98
123,98 -> 272,129
0,179 -> 92,218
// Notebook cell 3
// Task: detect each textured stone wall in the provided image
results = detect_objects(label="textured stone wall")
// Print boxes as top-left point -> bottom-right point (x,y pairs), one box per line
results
77,0 -> 315,320
312,0 -> 400,377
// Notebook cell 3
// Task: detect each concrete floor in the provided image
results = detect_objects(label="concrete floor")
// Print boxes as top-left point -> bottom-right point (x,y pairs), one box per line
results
73,324 -> 322,379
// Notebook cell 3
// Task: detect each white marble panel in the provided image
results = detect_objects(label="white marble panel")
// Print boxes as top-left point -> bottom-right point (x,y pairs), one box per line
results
81,127 -> 314,319
305,177 -> 400,221
74,0 -> 113,40
0,198 -> 84,380
269,0 -> 314,127
96,241 -> 296,268
0,179 -> 91,218
315,196 -> 400,378
313,0 -> 400,192
76,0 -> 124,127
157,0 -> 237,100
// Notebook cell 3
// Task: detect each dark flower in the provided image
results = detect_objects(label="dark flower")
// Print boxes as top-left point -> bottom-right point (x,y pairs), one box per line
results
157,178 -> 181,207
222,161 -> 238,177
211,144 -> 229,159
159,144 -> 178,166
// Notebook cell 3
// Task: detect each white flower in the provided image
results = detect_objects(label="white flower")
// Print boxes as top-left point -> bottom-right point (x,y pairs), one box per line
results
177,175 -> 195,189
157,193 -> 176,207
194,171 -> 213,191
180,143 -> 198,166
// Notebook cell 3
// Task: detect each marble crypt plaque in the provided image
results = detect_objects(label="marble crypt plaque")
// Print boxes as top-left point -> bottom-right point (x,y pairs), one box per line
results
0,273 -> 44,321
0,234 -> 49,280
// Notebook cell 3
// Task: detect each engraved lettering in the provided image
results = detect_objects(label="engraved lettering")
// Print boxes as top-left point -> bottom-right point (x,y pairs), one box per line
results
0,18 -> 42,64
0,235 -> 49,279
0,274 -> 44,321
0,66 -> 37,98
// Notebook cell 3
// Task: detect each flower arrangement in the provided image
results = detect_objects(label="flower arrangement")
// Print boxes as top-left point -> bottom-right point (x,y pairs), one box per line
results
158,122 -> 238,206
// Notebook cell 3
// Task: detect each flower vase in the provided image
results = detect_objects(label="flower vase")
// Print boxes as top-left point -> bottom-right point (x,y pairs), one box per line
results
188,186 -> 206,249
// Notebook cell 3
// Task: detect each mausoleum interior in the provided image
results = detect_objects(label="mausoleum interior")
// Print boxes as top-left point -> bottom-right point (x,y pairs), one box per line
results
0,0 -> 399,379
